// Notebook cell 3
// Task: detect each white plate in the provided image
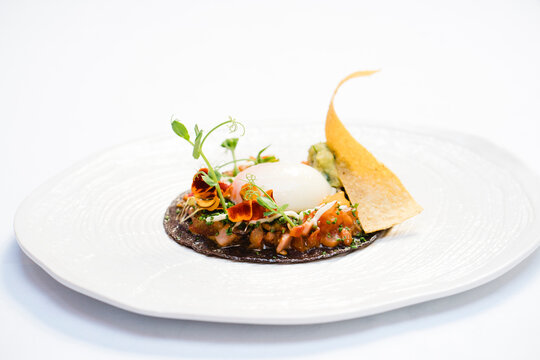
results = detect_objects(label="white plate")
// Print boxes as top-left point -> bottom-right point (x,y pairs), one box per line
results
14,125 -> 540,325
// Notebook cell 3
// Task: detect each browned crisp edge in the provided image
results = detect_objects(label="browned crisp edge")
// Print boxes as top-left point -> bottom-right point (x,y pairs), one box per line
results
163,192 -> 383,264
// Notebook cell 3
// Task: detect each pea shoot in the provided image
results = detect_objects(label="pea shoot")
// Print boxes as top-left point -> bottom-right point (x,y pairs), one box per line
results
220,138 -> 240,176
171,116 -> 245,210
254,145 -> 278,164
244,174 -> 296,227
214,144 -> 278,172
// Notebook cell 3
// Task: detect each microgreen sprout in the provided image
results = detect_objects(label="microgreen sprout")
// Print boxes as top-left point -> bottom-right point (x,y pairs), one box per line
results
243,174 -> 296,227
255,145 -> 278,164
350,236 -> 367,249
214,144 -> 278,172
220,138 -> 240,175
171,116 -> 245,210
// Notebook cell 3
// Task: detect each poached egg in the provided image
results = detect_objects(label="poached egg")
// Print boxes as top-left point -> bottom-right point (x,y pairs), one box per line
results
230,162 -> 335,212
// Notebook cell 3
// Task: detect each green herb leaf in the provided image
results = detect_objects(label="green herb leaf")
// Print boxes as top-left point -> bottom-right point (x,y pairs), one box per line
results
254,145 -> 278,164
192,131 -> 203,159
221,138 -> 239,151
221,137 -> 240,175
259,155 -> 277,164
171,120 -> 190,141
257,196 -> 276,210
256,145 -> 271,162
202,173 -> 218,187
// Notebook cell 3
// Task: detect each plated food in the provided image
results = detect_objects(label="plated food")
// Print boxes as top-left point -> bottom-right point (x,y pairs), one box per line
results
16,105 -> 539,322
164,71 -> 422,263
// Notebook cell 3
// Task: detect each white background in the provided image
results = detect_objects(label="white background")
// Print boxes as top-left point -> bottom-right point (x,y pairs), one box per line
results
1,0 -> 540,359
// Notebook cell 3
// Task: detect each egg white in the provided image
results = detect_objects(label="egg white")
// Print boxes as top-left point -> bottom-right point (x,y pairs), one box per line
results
230,162 -> 335,212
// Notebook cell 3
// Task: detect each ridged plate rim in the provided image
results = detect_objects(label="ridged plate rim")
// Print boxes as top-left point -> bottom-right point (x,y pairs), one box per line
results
13,125 -> 540,325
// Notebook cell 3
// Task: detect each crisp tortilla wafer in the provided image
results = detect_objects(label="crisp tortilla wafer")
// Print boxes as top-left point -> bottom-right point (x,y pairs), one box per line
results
325,71 -> 422,233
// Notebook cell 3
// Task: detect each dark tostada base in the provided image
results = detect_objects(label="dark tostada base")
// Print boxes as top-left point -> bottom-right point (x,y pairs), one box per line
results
163,193 -> 383,264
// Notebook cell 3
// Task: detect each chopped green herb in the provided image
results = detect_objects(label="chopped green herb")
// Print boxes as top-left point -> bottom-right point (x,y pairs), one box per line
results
350,236 -> 368,249
326,220 -> 331,224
